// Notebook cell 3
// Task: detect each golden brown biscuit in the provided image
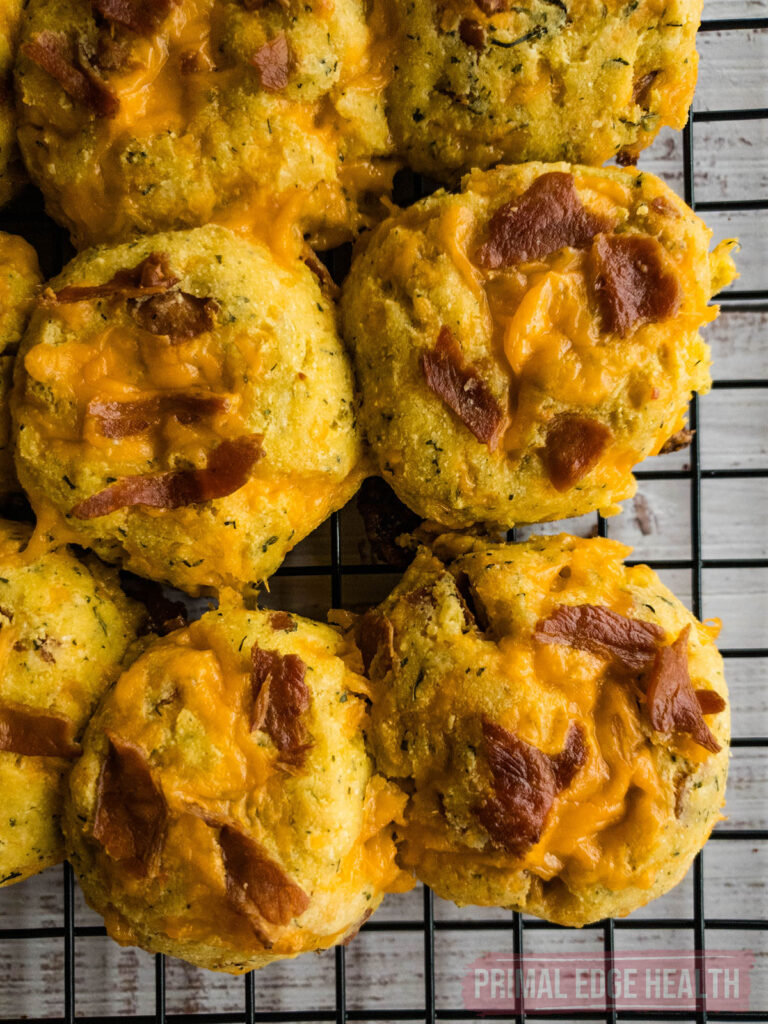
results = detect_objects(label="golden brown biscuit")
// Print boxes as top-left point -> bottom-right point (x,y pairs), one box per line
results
341,162 -> 737,529
12,225 -> 363,595
387,0 -> 702,180
0,232 -> 42,499
0,519 -> 144,886
362,534 -> 729,925
65,605 -> 412,972
15,0 -> 397,253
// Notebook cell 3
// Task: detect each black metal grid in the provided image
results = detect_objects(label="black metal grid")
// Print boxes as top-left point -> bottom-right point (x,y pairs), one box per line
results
0,9 -> 766,1024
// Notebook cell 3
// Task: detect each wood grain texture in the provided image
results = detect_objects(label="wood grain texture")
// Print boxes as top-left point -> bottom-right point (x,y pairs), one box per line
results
0,0 -> 766,1018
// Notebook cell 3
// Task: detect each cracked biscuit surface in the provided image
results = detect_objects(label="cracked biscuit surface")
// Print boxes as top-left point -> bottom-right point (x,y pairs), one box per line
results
361,534 -> 730,925
387,0 -> 702,180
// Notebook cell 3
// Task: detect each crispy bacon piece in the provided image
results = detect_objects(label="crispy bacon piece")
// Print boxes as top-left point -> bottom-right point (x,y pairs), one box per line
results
130,291 -> 218,339
542,413 -> 611,491
590,233 -> 682,337
72,436 -> 262,519
22,31 -> 118,117
421,327 -> 504,447
475,172 -> 613,269
251,645 -> 311,766
453,570 -> 491,633
355,611 -> 395,676
219,825 -> 309,942
0,704 -> 80,759
474,0 -> 506,11
51,253 -> 179,304
268,611 -> 297,632
459,18 -> 486,50
659,429 -> 694,455
633,70 -> 660,106
252,33 -> 291,92
646,626 -> 721,753
475,719 -> 587,855
92,733 -> 167,874
90,0 -> 180,35
356,478 -> 419,568
534,604 -> 665,672
88,393 -> 228,439
695,689 -> 727,715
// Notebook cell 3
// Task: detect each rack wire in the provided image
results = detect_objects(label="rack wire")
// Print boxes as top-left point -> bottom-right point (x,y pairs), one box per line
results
0,8 -> 766,1024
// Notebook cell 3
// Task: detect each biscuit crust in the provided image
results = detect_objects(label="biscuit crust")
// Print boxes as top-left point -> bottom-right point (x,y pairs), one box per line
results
13,225 -> 363,595
15,0 -> 397,252
65,607 -> 411,972
363,534 -> 729,925
341,163 -> 737,529
0,519 -> 143,887
387,0 -> 702,180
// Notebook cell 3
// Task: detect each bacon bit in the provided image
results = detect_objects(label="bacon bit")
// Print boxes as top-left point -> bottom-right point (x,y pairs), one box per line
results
72,436 -> 262,519
674,769 -> 689,818
633,70 -> 660,106
251,645 -> 311,766
534,604 -> 665,672
119,573 -> 188,635
130,291 -> 218,339
616,150 -> 638,167
660,429 -> 694,455
88,393 -> 228,439
646,626 -> 721,753
474,719 -> 587,855
542,413 -> 611,491
252,34 -> 291,92
90,0 -> 180,36
95,32 -> 132,72
696,689 -> 727,715
0,704 -> 80,759
268,611 -> 297,633
219,825 -> 309,942
50,253 -> 179,304
355,611 -> 395,676
22,32 -> 118,117
475,172 -> 613,269
421,327 -> 504,447
303,251 -> 340,300
649,195 -> 681,219
459,18 -> 486,50
590,233 -> 682,337
356,477 -> 419,568
92,733 -> 167,875
474,0 -> 506,11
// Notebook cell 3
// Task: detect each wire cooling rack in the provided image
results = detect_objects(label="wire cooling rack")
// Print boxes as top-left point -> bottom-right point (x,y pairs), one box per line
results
1,3 -> 767,1022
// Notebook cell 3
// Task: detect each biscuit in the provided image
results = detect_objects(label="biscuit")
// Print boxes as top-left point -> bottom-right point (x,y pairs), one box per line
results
65,605 -> 412,972
15,0 -> 397,253
361,534 -> 729,925
0,1 -> 25,208
341,163 -> 737,529
387,0 -> 702,180
0,519 -> 144,887
13,225 -> 363,595
0,232 -> 42,499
